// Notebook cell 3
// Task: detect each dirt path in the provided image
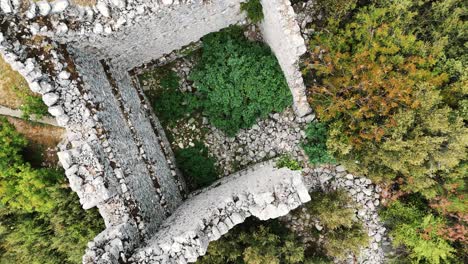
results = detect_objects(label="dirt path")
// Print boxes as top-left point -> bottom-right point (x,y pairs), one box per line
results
0,105 -> 58,126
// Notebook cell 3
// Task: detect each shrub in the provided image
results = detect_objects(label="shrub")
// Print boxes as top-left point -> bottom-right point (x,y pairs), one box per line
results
300,190 -> 369,260
174,142 -> 218,190
241,0 -> 264,23
301,122 -> 334,165
189,26 -> 291,136
381,200 -> 456,264
19,94 -> 49,120
0,118 -> 61,213
199,218 -> 306,264
10,86 -> 48,121
315,0 -> 358,20
276,155 -> 302,170
321,223 -> 368,260
305,190 -> 356,230
142,67 -> 194,125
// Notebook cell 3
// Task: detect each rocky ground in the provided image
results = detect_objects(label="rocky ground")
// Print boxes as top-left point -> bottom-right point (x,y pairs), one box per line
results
139,40 -> 388,264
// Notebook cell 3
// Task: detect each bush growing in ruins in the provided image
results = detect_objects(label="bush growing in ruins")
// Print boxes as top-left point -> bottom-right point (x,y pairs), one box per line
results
301,122 -> 334,165
0,118 -> 104,263
19,93 -> 49,121
199,218 -> 307,264
276,155 -> 302,170
241,0 -> 264,23
174,141 -> 218,190
189,26 -> 291,136
142,67 -> 194,125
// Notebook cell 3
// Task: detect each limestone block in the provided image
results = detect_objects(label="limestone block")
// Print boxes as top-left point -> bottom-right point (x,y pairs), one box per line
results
37,1 -> 51,16
51,0 -> 68,13
42,92 -> 59,106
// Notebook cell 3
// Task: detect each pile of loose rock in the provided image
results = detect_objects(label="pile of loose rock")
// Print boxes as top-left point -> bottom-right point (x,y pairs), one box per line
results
205,109 -> 309,175
282,165 -> 388,264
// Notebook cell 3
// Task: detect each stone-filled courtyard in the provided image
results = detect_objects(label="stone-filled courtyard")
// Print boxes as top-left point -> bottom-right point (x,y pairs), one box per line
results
135,25 -> 389,263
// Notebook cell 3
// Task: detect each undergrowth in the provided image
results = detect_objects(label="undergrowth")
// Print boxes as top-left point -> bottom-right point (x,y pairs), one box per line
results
189,26 -> 291,136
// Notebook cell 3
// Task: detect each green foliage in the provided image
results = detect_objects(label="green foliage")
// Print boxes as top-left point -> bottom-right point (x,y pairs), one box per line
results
381,200 -> 456,264
199,218 -> 306,264
174,142 -> 218,190
12,86 -> 48,120
0,118 -> 104,263
302,190 -> 368,260
0,191 -> 103,264
240,0 -> 264,23
20,94 -> 49,120
302,1 -> 467,261
315,0 -> 358,20
305,190 -> 356,230
189,26 -> 291,136
142,67 -> 194,125
276,155 -> 302,170
343,86 -> 467,198
301,122 -> 334,165
0,118 -> 61,213
321,223 -> 369,260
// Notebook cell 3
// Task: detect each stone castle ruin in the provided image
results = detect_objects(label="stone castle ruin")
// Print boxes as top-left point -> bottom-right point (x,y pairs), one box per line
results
0,0 -> 316,262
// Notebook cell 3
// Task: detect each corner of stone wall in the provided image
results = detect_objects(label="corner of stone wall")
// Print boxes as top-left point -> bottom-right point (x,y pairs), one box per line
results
259,0 -> 313,118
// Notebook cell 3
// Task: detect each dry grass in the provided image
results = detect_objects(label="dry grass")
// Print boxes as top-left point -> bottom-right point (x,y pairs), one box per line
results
0,56 -> 29,109
70,0 -> 97,6
3,116 -> 65,167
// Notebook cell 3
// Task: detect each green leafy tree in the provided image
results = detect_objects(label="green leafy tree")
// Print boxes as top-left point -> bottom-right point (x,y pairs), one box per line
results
0,118 -> 61,213
189,26 -> 291,136
0,118 -> 104,263
300,190 -> 368,260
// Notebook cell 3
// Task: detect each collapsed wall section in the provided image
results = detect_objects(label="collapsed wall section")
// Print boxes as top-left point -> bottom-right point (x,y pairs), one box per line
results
129,161 -> 311,264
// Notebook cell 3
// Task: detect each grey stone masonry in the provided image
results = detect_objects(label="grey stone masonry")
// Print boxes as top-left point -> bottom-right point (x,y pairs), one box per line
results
130,161 -> 310,263
0,0 -> 314,262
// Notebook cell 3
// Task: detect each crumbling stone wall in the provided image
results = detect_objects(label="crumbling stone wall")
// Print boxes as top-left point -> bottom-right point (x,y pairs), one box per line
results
129,161 -> 310,263
0,0 -> 314,262
259,0 -> 312,117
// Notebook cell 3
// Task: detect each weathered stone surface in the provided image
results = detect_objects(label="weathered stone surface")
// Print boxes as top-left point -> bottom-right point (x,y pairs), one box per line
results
50,0 -> 68,13
42,92 -> 59,106
0,0 -> 318,263
130,161 -> 310,263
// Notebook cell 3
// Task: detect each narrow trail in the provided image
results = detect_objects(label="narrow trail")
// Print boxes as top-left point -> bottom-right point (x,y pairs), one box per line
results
0,105 -> 59,126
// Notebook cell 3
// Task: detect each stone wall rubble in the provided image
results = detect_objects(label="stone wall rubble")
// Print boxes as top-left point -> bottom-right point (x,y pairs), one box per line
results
130,161 -> 311,263
285,165 -> 388,264
0,0 -> 316,262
